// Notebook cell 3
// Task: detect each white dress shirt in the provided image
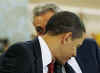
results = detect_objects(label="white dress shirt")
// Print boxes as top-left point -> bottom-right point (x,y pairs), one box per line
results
38,36 -> 52,73
38,36 -> 82,73
67,57 -> 82,73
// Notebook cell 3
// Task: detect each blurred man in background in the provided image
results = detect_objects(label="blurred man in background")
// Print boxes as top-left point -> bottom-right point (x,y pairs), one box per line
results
33,3 -> 60,36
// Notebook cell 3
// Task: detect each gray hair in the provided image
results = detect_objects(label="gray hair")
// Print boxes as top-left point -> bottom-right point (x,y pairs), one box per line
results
33,3 -> 60,16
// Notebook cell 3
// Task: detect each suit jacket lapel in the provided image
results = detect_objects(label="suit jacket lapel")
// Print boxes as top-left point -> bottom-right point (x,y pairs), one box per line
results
75,56 -> 84,73
32,37 -> 43,73
64,62 -> 75,73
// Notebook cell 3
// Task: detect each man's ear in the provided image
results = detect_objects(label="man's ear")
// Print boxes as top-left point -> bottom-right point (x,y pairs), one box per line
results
61,32 -> 72,44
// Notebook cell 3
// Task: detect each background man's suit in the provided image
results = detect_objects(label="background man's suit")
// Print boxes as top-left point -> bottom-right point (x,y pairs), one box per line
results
0,37 -> 100,73
65,38 -> 100,73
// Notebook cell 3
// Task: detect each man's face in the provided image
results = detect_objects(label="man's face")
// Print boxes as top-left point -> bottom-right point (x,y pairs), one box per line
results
52,34 -> 83,64
60,38 -> 83,58
33,11 -> 55,35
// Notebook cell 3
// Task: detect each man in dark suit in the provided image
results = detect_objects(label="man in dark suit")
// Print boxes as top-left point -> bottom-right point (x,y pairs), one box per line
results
0,11 -> 100,73
32,3 -> 63,73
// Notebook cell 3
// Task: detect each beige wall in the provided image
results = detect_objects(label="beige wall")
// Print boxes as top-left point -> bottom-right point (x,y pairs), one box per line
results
0,0 -> 100,44
29,0 -> 100,9
29,3 -> 100,35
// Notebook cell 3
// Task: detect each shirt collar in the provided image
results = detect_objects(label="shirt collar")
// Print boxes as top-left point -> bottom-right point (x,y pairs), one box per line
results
67,57 -> 82,73
38,36 -> 52,66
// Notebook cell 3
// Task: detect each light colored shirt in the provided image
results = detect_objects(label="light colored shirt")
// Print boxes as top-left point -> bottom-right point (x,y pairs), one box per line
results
38,36 -> 82,73
38,36 -> 52,73
67,57 -> 82,73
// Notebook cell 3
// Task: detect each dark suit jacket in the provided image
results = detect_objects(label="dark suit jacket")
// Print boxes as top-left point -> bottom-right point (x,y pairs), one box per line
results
64,38 -> 100,73
0,37 -> 43,73
0,37 -> 100,73
0,37 -> 63,73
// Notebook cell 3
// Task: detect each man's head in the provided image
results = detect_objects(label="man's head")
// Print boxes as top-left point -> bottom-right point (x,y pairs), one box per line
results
43,11 -> 86,64
33,3 -> 59,35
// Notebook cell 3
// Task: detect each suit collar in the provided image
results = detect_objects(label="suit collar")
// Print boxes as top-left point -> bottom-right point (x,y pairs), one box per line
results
68,57 -> 82,73
38,36 -> 52,66
32,37 -> 43,73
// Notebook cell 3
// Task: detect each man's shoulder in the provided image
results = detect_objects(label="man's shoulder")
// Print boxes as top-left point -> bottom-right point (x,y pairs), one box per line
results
6,37 -> 39,56
81,38 -> 97,48
78,38 -> 99,55
9,40 -> 34,50
83,38 -> 96,44
10,37 -> 38,49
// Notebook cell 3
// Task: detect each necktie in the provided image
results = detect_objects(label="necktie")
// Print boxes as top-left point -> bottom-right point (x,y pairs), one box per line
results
48,61 -> 54,73
54,61 -> 63,73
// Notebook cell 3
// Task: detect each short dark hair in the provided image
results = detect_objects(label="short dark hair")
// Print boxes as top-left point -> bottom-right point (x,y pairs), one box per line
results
45,11 -> 86,39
